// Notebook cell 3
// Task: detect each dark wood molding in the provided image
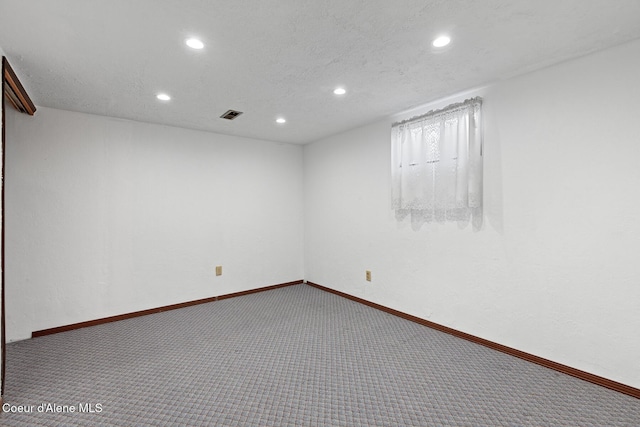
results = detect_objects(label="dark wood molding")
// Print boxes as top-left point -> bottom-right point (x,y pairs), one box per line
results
26,278 -> 640,399
32,280 -> 303,338
306,281 -> 640,400
216,280 -> 304,300
2,57 -> 36,116
1,56 -> 6,398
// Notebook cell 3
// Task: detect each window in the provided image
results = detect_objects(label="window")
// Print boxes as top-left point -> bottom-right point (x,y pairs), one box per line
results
391,97 -> 483,229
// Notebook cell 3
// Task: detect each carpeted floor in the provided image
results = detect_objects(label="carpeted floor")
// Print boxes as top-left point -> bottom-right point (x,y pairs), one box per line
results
1,284 -> 639,426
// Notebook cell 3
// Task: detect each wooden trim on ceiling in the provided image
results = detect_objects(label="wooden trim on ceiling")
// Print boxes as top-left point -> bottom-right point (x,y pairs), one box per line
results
2,57 -> 36,116
31,280 -> 303,338
306,281 -> 640,400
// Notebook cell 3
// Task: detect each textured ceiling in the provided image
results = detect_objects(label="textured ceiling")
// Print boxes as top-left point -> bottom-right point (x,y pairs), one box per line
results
1,0 -> 640,144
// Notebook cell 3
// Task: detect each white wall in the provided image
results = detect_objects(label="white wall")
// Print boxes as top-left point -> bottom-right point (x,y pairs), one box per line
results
5,107 -> 304,341
304,39 -> 640,388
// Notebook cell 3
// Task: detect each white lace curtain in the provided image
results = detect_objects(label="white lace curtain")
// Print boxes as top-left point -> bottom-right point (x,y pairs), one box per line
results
391,97 -> 483,229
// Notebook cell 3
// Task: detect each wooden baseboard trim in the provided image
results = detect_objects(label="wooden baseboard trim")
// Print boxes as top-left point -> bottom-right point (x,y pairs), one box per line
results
216,281 -> 303,301
306,281 -> 640,400
32,280 -> 303,338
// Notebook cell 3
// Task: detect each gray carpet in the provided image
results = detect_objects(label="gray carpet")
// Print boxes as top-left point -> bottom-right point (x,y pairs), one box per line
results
1,284 -> 639,426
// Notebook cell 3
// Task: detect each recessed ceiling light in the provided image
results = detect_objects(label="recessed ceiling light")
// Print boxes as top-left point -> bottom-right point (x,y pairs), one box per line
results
186,38 -> 204,49
432,35 -> 451,48
156,93 -> 171,101
276,117 -> 286,124
333,87 -> 346,95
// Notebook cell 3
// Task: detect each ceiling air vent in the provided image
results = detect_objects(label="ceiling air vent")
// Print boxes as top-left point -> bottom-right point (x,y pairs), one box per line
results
220,109 -> 243,120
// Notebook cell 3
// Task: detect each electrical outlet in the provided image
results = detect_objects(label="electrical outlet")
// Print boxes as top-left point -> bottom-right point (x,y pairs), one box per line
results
216,266 -> 222,276
366,270 -> 371,282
